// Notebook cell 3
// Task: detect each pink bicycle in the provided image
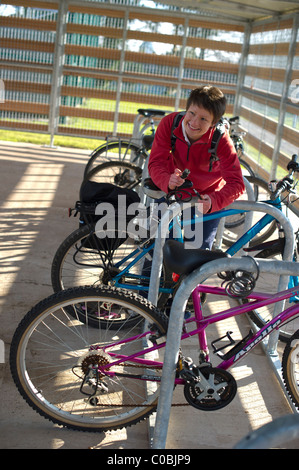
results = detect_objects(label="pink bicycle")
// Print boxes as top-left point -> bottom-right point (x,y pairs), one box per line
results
10,243 -> 299,432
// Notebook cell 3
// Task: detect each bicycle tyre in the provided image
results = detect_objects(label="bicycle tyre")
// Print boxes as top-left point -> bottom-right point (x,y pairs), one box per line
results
245,245 -> 299,343
84,141 -> 147,178
282,329 -> 299,410
83,160 -> 143,192
10,286 -> 168,432
222,175 -> 277,248
223,158 -> 258,231
51,224 -> 173,319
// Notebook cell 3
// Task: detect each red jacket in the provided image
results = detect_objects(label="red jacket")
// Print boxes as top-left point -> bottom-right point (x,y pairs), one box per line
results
148,112 -> 245,212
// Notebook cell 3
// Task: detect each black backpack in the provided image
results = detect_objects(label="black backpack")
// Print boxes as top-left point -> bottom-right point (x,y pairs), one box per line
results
170,112 -> 229,171
71,181 -> 140,250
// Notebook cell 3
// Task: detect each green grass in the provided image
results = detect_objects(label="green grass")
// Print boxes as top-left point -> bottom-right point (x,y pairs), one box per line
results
0,129 -> 106,150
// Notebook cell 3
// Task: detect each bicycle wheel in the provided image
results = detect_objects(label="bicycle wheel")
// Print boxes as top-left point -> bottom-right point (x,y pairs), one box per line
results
282,330 -> 299,410
245,245 -> 299,342
10,286 -> 168,432
222,175 -> 277,248
83,160 -> 143,192
51,224 -> 173,317
84,141 -> 147,177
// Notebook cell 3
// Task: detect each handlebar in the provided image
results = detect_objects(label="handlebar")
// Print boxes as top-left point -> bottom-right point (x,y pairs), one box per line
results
270,154 -> 299,200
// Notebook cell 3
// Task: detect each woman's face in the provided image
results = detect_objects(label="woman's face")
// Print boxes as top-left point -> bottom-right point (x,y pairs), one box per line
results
183,104 -> 214,142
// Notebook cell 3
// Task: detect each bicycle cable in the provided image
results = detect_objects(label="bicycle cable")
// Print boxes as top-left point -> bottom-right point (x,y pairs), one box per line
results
218,256 -> 260,299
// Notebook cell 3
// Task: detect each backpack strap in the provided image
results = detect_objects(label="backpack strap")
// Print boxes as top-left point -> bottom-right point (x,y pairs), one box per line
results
208,117 -> 229,171
170,111 -> 185,153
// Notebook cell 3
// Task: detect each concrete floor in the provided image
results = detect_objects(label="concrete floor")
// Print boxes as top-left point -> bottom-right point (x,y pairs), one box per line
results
0,141 -> 297,450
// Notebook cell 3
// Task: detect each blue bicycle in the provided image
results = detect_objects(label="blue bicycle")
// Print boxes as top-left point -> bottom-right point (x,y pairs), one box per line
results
51,155 -> 299,338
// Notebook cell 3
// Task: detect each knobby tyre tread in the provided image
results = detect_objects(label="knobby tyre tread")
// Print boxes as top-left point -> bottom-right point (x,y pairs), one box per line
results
10,285 -> 169,432
282,329 -> 299,410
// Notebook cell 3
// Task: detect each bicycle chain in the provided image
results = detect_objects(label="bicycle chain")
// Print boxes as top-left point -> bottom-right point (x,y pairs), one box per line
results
90,362 -> 189,407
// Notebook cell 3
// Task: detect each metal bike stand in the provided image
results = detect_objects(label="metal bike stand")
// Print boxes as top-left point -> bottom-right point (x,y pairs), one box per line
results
214,176 -> 254,251
147,175 -> 255,305
152,200 -> 296,449
234,413 -> 299,449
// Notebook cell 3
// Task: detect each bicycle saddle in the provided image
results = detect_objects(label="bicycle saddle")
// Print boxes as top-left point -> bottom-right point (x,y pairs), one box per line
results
163,239 -> 229,276
138,108 -> 166,117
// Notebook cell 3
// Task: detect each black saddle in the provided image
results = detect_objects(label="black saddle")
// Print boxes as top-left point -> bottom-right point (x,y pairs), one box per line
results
163,239 -> 229,276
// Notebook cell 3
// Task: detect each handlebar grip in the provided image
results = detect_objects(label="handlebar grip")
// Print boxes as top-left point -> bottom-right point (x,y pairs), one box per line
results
287,154 -> 299,172
270,177 -> 292,199
181,168 -> 190,179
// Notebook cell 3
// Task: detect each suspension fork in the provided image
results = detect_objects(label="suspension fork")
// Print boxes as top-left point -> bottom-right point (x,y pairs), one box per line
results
192,286 -> 210,361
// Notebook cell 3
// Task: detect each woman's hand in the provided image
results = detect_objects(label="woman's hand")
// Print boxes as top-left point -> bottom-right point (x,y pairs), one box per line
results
168,168 -> 185,190
198,194 -> 212,214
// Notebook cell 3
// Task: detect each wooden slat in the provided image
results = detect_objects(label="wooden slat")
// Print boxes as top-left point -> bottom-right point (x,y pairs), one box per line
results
0,63 -> 52,75
188,18 -> 244,32
61,86 -> 116,100
66,23 -> 124,39
127,30 -> 183,46
246,65 -> 285,82
0,100 -> 49,114
2,0 -> 58,9
252,18 -> 294,33
59,106 -> 113,120
186,37 -> 242,53
0,37 -> 55,53
240,107 -> 278,135
64,44 -> 121,60
282,126 -> 299,147
4,80 -> 51,95
245,133 -> 273,160
68,4 -> 125,18
1,17 -> 56,32
0,120 -> 48,132
242,90 -> 280,109
249,42 -> 290,56
184,57 -> 239,74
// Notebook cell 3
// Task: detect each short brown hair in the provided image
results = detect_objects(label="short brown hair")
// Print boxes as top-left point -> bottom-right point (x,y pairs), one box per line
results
186,85 -> 227,124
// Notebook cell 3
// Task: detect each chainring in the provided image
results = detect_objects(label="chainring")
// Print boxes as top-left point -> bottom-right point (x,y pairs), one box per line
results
183,367 -> 237,411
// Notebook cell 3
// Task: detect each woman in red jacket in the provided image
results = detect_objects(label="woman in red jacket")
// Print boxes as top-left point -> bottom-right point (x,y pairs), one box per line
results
148,85 -> 245,249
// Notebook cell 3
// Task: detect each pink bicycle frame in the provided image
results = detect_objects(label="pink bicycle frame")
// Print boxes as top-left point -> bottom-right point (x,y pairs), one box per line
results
98,284 -> 299,382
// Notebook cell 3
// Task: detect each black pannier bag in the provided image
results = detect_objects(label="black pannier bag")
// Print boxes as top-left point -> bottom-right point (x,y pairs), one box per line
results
73,181 -> 141,251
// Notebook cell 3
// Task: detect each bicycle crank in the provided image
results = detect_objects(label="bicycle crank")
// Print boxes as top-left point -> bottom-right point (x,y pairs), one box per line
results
182,364 -> 237,411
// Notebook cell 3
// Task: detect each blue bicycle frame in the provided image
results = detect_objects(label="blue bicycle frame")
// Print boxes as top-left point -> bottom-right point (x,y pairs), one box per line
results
110,196 -> 286,295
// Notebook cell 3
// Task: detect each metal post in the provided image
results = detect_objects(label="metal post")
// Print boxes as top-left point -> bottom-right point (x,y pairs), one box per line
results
174,17 -> 188,111
48,0 -> 68,147
113,10 -> 129,137
234,21 -> 252,116
152,200 -> 294,449
270,13 -> 299,180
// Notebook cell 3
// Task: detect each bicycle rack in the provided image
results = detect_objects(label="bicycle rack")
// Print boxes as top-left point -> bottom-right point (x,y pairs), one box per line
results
234,413 -> 299,449
213,176 -> 254,251
151,200 -> 297,449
